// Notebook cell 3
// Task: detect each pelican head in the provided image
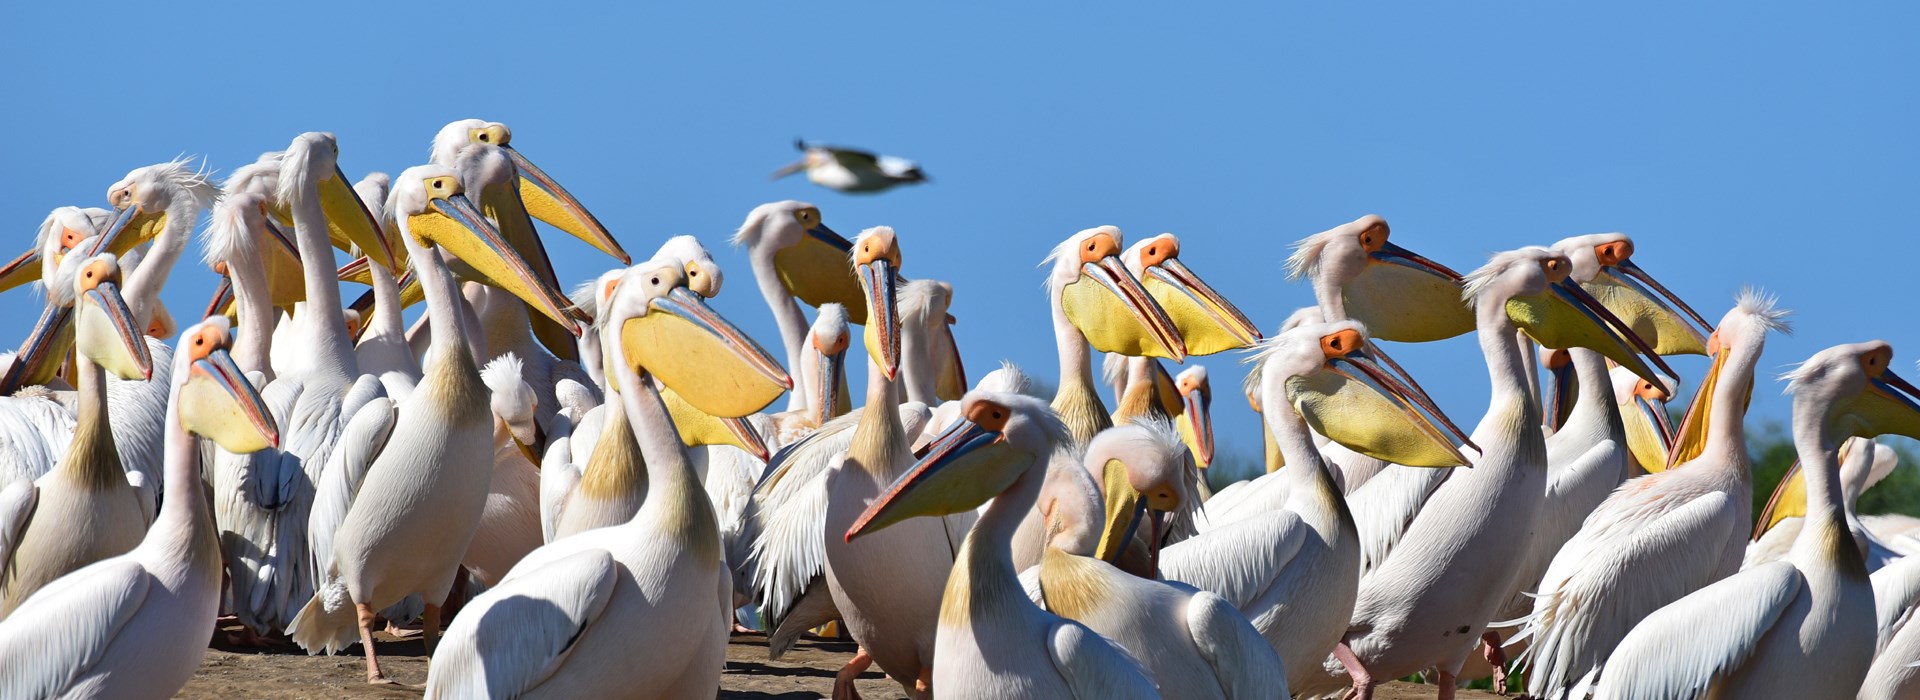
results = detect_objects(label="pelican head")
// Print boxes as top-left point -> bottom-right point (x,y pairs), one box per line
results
1125,233 -> 1261,355
388,165 -> 581,336
175,317 -> 279,453
1464,247 -> 1677,389
733,201 -> 865,316
434,119 -> 628,263
852,227 -> 903,380
89,159 -> 219,270
482,353 -> 545,463
847,392 -> 1068,541
656,235 -> 724,298
1286,215 -> 1469,342
276,133 -> 394,272
1787,341 -> 1920,445
804,303 -> 853,426
1048,226 -> 1186,362
0,207 -> 112,295
1612,365 -> 1678,472
1174,365 -> 1214,467
1088,419 -> 1194,567
1551,233 -> 1714,355
1251,320 -> 1477,467
1668,289 -> 1792,468
608,256 -> 791,418
70,254 -> 151,381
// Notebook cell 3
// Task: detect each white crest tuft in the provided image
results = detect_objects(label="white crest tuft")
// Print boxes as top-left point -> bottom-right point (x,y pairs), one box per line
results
979,360 -> 1033,396
1461,247 -> 1555,303
1284,228 -> 1341,281
1734,286 -> 1793,335
481,352 -> 527,394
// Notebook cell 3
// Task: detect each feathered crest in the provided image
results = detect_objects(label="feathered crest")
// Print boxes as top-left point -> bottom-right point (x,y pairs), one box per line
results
480,352 -> 527,395
274,137 -> 327,210
980,360 -> 1033,396
1116,415 -> 1188,461
1284,228 -> 1341,281
223,152 -> 284,197
1239,333 -> 1289,396
813,302 -> 849,333
899,278 -> 949,329
1734,286 -> 1793,335
130,156 -> 221,212
1461,247 -> 1555,303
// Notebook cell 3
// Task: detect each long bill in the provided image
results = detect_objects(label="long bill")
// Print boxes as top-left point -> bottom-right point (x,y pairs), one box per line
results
504,145 -> 629,264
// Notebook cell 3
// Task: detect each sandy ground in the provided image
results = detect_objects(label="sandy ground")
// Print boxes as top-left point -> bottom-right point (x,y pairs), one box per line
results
181,622 -> 1505,698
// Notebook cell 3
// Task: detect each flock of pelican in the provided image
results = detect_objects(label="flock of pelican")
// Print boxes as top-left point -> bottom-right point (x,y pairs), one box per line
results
0,121 -> 1913,700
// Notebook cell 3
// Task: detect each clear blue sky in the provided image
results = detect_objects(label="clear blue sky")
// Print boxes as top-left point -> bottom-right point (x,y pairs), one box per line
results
4,4 -> 1917,471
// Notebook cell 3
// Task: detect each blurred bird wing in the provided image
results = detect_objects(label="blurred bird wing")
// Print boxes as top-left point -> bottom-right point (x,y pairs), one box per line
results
1187,590 -> 1290,699
1049,620 -> 1161,699
826,147 -> 883,169
1592,561 -> 1800,700
0,558 -> 149,697
1159,510 -> 1310,612
0,480 -> 36,580
876,155 -> 922,178
427,548 -> 618,698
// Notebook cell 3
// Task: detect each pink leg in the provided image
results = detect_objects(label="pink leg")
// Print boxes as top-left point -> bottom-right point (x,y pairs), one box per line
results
831,646 -> 872,700
1436,669 -> 1457,700
912,665 -> 932,699
1480,630 -> 1510,693
1334,641 -> 1375,700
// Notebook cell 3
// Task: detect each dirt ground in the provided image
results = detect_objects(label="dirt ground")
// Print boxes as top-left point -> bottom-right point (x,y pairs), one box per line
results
180,622 -> 1504,699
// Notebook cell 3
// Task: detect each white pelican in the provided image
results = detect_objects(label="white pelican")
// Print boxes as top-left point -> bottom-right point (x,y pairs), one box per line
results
464,353 -> 545,588
1863,553 -> 1920,698
0,255 -> 153,616
1161,320 -> 1474,691
1611,364 -> 1677,477
347,172 -> 422,399
1045,226 -> 1186,445
1515,290 -> 1788,700
209,133 -> 392,636
845,392 -> 1157,698
425,255 -> 789,698
0,317 -> 279,699
289,163 -> 580,684
1747,437 -> 1902,570
732,200 -> 862,411
1027,420 -> 1291,699
1594,341 -> 1915,699
1319,246 -> 1679,699
773,139 -> 929,193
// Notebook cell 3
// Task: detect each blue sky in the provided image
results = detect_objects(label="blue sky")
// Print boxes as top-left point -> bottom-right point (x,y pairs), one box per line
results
4,4 -> 1917,470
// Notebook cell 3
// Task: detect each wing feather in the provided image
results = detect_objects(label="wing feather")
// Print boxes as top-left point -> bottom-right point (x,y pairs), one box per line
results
0,559 -> 150,698
1592,561 -> 1800,700
425,548 -> 618,698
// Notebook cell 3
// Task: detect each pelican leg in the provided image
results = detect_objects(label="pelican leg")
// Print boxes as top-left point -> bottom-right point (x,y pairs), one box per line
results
1334,641 -> 1374,700
831,646 -> 872,700
1435,669 -> 1457,700
913,665 -> 932,699
357,603 -> 398,685
422,603 -> 442,656
1479,631 -> 1509,693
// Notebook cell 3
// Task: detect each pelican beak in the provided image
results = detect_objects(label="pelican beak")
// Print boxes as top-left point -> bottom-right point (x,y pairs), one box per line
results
813,343 -> 848,427
1141,255 -> 1261,356
1063,255 -> 1187,362
503,145 -> 630,264
858,256 -> 902,380
319,165 -> 397,273
1511,278 -> 1678,390
1346,241 -> 1474,343
203,276 -> 236,321
936,314 -> 967,402
1585,258 -> 1713,356
1753,460 -> 1807,540
1179,383 -> 1215,467
89,203 -> 167,263
180,344 -> 280,453
248,203 -> 307,308
0,305 -> 76,393
1835,363 -> 1920,441
623,286 -> 791,418
1290,330 -> 1477,467
662,385 -> 773,462
1624,377 -> 1677,473
412,191 -> 580,336
75,279 -> 152,380
1544,350 -> 1575,432
1094,457 -> 1144,562
771,157 -> 809,180
774,222 -> 867,317
846,407 -> 1017,541
511,422 -> 548,466
0,249 -> 40,293
1666,334 -> 1732,470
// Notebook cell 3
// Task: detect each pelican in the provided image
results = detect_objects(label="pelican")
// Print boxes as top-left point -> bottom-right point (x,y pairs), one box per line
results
1027,421 -> 1291,699
1863,552 -> 1920,698
845,392 -> 1158,698
1045,226 -> 1186,445
464,353 -> 546,588
347,172 -> 422,399
773,139 -> 928,193
288,163 -> 580,684
1161,320 -> 1473,691
1746,437 -> 1901,570
1320,246 -> 1678,699
1515,291 -> 1788,700
732,200 -> 862,411
0,317 -> 278,699
1612,365 -> 1677,477
0,255 -> 153,616
1594,341 -> 1914,699
425,255 -> 789,699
